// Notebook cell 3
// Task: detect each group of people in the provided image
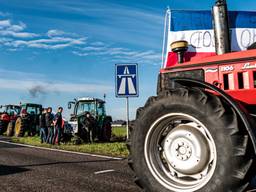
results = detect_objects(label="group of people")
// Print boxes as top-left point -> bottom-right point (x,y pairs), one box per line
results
39,107 -> 64,145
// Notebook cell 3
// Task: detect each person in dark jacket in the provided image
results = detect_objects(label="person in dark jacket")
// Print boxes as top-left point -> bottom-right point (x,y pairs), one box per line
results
28,111 -> 37,136
39,108 -> 47,143
81,112 -> 96,143
53,107 -> 63,145
45,107 -> 54,144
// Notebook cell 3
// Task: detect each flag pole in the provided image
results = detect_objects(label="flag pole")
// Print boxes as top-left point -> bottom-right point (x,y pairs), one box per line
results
161,7 -> 171,68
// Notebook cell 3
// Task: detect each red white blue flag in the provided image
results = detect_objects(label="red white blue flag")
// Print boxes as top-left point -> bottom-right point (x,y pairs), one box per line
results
164,10 -> 256,67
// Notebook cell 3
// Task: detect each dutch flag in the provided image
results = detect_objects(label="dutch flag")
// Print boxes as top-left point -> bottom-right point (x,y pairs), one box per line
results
164,10 -> 256,67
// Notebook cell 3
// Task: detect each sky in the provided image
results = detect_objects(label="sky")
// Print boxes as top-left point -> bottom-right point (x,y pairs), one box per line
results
0,0 -> 255,120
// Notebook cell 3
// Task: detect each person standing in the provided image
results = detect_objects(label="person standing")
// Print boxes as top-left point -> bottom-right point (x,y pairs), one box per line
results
39,108 -> 47,143
53,107 -> 63,145
45,107 -> 54,144
28,111 -> 37,136
84,112 -> 96,143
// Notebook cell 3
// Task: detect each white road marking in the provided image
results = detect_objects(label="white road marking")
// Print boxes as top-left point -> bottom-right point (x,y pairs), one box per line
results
94,169 -> 115,175
0,140 -> 123,160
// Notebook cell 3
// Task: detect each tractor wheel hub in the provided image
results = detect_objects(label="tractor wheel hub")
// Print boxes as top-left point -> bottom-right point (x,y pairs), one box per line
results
163,123 -> 211,175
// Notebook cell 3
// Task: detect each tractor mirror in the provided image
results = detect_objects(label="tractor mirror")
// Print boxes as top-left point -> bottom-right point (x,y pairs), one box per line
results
68,102 -> 72,109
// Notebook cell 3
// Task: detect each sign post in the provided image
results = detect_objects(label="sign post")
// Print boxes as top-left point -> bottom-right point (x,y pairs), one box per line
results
115,64 -> 139,140
126,97 -> 129,139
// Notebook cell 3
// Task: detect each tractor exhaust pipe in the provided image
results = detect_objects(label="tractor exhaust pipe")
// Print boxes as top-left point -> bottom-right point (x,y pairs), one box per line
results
212,0 -> 231,55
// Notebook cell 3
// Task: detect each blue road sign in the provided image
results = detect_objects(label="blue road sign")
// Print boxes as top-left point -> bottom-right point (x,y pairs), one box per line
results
115,64 -> 139,97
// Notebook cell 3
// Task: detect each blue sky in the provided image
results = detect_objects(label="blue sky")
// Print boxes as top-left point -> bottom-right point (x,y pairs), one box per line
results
0,0 -> 255,120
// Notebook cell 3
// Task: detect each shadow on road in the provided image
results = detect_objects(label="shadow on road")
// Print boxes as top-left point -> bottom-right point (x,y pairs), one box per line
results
0,158 -> 126,177
0,164 -> 29,176
0,143 -> 25,149
0,137 -> 26,149
17,158 -> 124,168
0,159 -> 124,176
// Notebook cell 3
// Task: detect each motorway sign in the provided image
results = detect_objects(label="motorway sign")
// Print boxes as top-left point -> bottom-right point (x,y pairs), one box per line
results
115,64 -> 139,98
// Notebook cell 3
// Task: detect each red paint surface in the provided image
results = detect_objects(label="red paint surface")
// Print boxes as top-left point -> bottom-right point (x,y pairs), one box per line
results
162,50 -> 256,105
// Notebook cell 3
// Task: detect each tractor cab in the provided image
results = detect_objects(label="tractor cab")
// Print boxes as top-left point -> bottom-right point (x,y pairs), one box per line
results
0,105 -> 21,120
69,97 -> 106,120
20,103 -> 42,116
0,105 -> 21,115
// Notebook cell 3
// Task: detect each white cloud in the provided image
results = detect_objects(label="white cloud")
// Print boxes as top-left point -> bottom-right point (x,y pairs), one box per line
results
7,22 -> 26,32
73,44 -> 161,65
2,36 -> 86,50
72,51 -> 88,56
47,29 -> 65,37
0,78 -> 112,93
0,37 -> 12,43
90,41 -> 105,46
0,69 -> 45,80
0,19 -> 37,38
0,14 -> 160,65
0,31 -> 38,38
52,81 -> 112,93
0,68 -> 112,93
0,20 -> 11,28
80,46 -> 106,51
0,17 -> 87,51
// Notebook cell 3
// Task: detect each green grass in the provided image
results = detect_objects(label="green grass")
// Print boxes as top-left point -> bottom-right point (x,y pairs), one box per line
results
112,126 -> 127,137
11,136 -> 128,158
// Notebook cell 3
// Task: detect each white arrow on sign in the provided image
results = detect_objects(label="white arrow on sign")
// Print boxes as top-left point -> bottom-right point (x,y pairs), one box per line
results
118,66 -> 136,95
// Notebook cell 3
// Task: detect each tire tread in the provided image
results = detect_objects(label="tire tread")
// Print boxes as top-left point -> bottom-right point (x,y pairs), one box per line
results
129,87 -> 253,192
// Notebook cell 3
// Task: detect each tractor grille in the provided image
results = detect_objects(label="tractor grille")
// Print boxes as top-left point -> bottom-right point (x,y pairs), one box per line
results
222,71 -> 254,90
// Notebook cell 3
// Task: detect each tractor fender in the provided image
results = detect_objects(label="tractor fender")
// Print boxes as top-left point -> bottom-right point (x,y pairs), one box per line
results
164,77 -> 256,154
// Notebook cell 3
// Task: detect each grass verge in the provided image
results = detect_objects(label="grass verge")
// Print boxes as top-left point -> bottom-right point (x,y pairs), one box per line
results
112,126 -> 127,137
11,136 -> 128,158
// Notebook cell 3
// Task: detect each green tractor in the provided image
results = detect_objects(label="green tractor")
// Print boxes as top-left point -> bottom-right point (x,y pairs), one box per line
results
68,97 -> 112,143
7,103 -> 42,137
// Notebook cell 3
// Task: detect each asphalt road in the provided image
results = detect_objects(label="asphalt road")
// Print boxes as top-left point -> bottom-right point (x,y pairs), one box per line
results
0,137 -> 141,192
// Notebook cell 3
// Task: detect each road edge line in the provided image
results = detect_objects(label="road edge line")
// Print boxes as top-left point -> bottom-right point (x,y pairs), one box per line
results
94,169 -> 115,175
0,139 -> 123,160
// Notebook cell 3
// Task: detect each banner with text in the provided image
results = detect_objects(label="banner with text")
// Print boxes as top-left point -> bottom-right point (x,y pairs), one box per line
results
165,10 -> 256,67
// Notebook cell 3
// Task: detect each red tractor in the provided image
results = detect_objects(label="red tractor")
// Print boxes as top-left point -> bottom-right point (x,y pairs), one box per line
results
129,1 -> 256,191
0,105 -> 21,135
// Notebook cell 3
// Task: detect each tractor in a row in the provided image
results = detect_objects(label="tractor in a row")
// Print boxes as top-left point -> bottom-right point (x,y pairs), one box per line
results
0,105 -> 21,135
68,97 -> 112,143
5,103 -> 42,137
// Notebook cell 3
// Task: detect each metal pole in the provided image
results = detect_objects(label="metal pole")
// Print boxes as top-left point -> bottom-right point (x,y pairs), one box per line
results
126,97 -> 129,140
212,0 -> 231,55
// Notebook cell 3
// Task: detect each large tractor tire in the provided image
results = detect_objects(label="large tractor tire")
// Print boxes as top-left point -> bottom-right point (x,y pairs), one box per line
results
128,87 -> 253,192
0,121 -> 8,135
102,116 -> 112,142
6,121 -> 15,136
14,117 -> 27,137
